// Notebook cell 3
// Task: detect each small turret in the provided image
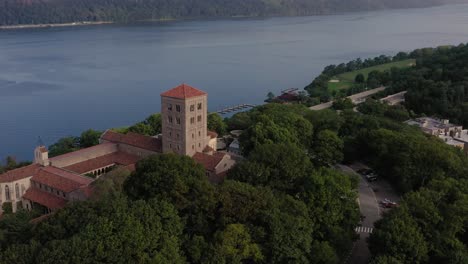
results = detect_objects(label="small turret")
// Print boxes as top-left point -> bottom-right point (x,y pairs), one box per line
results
34,145 -> 50,166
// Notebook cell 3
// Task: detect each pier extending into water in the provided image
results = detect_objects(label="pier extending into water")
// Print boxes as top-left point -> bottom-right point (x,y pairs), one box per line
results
216,104 -> 256,115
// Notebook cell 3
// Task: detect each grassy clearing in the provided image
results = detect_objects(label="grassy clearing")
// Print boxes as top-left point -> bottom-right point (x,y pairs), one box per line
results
328,59 -> 416,91
328,80 -> 354,92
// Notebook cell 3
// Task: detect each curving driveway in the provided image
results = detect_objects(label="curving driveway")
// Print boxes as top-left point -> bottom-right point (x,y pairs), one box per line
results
337,164 -> 400,264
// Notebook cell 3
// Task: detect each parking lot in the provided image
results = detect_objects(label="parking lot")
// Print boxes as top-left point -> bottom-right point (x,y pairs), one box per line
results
350,163 -> 401,216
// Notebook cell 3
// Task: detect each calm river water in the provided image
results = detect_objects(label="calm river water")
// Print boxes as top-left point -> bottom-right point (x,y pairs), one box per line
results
1,4 -> 468,160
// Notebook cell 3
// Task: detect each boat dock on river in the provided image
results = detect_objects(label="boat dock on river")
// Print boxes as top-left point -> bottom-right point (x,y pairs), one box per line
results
216,104 -> 256,115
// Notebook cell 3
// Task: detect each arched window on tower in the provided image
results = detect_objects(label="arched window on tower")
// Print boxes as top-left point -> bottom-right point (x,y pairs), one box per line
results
15,183 -> 20,199
5,185 -> 10,201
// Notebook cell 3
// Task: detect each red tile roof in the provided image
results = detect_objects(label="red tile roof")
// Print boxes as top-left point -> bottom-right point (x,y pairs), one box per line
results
23,188 -> 67,210
63,151 -> 140,174
32,166 -> 93,193
101,131 -> 162,153
161,84 -> 207,99
193,152 -> 226,171
0,164 -> 41,183
207,130 -> 218,139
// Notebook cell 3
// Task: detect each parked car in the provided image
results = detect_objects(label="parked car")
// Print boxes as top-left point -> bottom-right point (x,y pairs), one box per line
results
365,173 -> 378,182
380,199 -> 398,208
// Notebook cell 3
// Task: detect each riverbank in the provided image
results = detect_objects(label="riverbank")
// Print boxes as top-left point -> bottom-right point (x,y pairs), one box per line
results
0,21 -> 113,30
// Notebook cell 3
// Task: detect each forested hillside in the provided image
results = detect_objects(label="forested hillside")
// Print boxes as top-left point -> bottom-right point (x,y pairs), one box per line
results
305,44 -> 468,127
0,0 -> 464,26
300,45 -> 468,262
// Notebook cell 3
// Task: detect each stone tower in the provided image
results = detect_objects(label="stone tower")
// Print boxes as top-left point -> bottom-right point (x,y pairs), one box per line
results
161,84 -> 208,156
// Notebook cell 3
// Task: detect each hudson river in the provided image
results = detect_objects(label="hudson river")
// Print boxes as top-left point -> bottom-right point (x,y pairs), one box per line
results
1,4 -> 468,160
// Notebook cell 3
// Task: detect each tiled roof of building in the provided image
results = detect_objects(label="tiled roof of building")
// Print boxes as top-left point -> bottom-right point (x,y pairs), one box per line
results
101,130 -> 162,153
23,188 -> 67,209
64,151 -> 140,174
32,166 -> 93,193
161,84 -> 207,99
0,164 -> 41,183
207,130 -> 218,139
49,142 -> 116,163
193,151 -> 226,171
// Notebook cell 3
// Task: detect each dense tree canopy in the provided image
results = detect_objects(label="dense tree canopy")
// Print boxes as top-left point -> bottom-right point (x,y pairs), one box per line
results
79,129 -> 102,148
0,196 -> 185,263
127,113 -> 162,136
48,136 -> 80,157
207,113 -> 227,135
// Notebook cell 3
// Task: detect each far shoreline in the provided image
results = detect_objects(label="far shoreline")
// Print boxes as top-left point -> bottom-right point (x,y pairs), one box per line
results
0,3 -> 462,31
0,21 -> 113,30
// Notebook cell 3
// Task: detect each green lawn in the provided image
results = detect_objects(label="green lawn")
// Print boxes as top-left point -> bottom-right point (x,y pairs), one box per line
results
328,59 -> 416,91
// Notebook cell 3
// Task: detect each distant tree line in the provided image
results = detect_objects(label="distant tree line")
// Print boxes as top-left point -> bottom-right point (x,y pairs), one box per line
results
0,0 -> 457,26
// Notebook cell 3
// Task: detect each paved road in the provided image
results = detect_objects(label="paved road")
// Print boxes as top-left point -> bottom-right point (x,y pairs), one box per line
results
338,164 -> 379,264
337,164 -> 400,264
309,86 -> 386,111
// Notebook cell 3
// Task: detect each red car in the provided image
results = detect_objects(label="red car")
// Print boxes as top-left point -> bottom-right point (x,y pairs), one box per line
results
380,199 -> 398,208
